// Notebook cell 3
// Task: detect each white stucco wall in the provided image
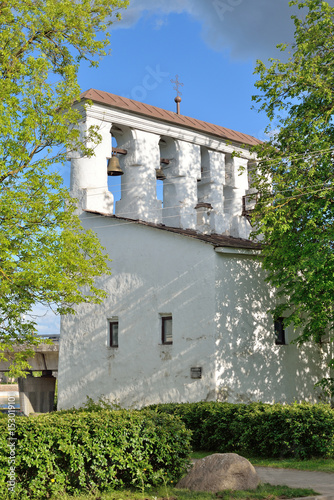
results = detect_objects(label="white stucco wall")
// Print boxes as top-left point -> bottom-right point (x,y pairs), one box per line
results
58,215 -> 330,409
58,215 -> 218,409
214,250 -> 329,404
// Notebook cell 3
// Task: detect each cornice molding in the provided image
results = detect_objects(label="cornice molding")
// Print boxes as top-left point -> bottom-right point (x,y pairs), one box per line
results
215,247 -> 261,256
73,102 -> 256,161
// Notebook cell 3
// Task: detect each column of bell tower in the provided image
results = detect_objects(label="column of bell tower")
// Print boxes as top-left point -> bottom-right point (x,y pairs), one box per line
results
70,116 -> 114,215
114,128 -> 162,223
162,139 -> 201,230
197,148 -> 228,234
223,155 -> 251,238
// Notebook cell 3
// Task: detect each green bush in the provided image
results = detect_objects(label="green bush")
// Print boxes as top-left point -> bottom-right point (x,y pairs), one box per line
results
0,408 -> 192,499
148,401 -> 334,459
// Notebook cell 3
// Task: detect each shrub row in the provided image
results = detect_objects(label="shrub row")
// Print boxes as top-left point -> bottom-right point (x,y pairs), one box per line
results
148,401 -> 334,459
0,408 -> 192,499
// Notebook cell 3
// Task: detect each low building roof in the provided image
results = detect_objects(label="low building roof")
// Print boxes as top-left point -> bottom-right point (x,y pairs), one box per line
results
80,89 -> 262,148
84,211 -> 261,250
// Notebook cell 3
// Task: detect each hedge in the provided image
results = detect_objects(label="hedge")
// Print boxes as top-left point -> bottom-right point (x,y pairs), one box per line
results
0,408 -> 192,499
148,401 -> 334,459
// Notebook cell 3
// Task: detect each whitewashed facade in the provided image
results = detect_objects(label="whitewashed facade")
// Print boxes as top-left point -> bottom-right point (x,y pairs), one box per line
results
57,91 -> 328,409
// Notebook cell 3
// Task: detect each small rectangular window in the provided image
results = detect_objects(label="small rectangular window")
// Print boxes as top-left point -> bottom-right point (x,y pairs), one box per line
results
274,317 -> 285,345
161,316 -> 173,345
109,321 -> 119,348
191,367 -> 202,379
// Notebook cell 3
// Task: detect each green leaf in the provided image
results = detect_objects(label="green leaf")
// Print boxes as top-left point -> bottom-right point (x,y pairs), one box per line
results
250,0 -> 334,385
0,0 -> 129,375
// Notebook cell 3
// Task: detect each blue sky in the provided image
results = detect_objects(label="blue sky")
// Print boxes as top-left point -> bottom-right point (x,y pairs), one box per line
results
38,0 -> 309,335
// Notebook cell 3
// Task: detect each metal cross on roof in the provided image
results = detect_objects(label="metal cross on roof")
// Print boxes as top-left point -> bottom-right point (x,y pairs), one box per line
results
171,75 -> 184,97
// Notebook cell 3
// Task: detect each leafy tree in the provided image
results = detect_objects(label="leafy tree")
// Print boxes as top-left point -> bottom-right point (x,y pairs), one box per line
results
0,0 -> 128,375
251,0 -> 334,386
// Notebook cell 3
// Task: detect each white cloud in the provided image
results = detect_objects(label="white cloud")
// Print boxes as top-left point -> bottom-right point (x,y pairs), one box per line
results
116,0 -> 294,59
117,0 -> 334,61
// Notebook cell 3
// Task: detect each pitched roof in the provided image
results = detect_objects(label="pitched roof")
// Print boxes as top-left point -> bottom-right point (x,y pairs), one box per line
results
84,211 -> 261,250
80,89 -> 262,148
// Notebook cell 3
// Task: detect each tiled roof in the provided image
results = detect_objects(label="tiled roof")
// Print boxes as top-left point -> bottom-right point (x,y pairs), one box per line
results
80,89 -> 262,148
84,211 -> 261,250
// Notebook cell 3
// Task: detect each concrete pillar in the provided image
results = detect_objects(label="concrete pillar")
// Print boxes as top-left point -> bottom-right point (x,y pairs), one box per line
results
197,148 -> 230,234
70,116 -> 114,215
162,140 -> 200,229
18,374 -> 56,415
195,203 -> 213,234
115,129 -> 162,223
222,155 -> 252,238
244,160 -> 258,211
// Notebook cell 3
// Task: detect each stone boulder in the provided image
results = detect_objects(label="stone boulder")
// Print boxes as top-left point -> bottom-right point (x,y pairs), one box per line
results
176,453 -> 260,492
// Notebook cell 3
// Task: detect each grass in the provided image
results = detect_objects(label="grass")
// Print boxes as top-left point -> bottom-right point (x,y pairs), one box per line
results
47,452 -> 333,499
249,456 -> 334,472
54,483 -> 319,500
191,451 -> 334,472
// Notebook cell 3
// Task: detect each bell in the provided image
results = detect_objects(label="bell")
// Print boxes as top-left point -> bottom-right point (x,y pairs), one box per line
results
156,167 -> 166,181
107,155 -> 124,176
